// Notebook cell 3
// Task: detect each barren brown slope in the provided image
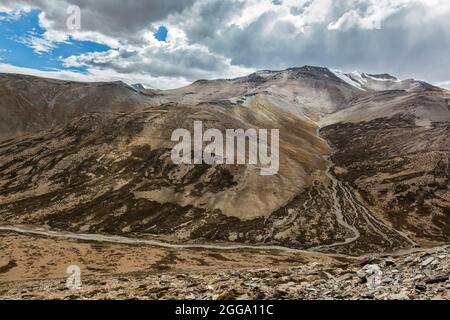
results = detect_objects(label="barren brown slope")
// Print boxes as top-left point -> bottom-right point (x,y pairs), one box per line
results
0,73 -> 156,140
321,89 -> 450,247
0,99 -> 420,254
1,98 -> 361,251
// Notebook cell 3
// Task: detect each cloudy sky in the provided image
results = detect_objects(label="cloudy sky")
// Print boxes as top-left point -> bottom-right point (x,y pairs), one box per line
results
0,0 -> 449,89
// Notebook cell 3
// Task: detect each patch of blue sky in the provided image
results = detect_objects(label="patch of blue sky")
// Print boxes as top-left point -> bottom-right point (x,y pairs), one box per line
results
153,26 -> 168,42
0,9 -> 110,73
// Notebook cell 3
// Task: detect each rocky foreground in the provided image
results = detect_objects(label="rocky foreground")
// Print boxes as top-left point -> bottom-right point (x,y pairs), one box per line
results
1,246 -> 448,300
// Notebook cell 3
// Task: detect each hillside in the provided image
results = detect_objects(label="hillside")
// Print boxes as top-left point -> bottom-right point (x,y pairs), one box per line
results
0,67 -> 448,256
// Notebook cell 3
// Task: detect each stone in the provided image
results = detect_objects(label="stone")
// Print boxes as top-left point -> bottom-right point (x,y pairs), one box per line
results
389,292 -> 410,300
424,275 -> 449,284
382,277 -> 394,284
361,292 -> 375,299
415,283 -> 427,292
0,259 -> 17,273
421,257 -> 434,267
339,273 -> 354,281
357,269 -> 367,279
236,293 -> 250,300
357,264 -> 382,288
384,259 -> 396,267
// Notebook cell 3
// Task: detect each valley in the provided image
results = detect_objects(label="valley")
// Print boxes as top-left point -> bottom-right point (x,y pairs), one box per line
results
0,66 -> 448,299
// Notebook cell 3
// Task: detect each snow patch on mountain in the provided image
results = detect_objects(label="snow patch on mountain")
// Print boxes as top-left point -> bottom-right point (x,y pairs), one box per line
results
331,69 -> 366,91
131,83 -> 153,90
348,71 -> 367,85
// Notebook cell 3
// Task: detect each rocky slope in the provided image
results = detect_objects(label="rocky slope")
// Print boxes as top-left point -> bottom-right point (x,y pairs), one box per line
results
1,243 -> 448,300
0,101 -> 361,252
320,89 -> 450,248
0,73 -> 155,140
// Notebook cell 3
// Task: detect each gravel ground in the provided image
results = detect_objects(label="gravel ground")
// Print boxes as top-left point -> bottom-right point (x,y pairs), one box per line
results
1,246 -> 448,300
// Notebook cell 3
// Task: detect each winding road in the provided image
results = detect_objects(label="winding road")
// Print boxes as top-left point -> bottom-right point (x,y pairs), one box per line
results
0,224 -> 308,253
309,154 -> 361,250
311,124 -> 417,250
